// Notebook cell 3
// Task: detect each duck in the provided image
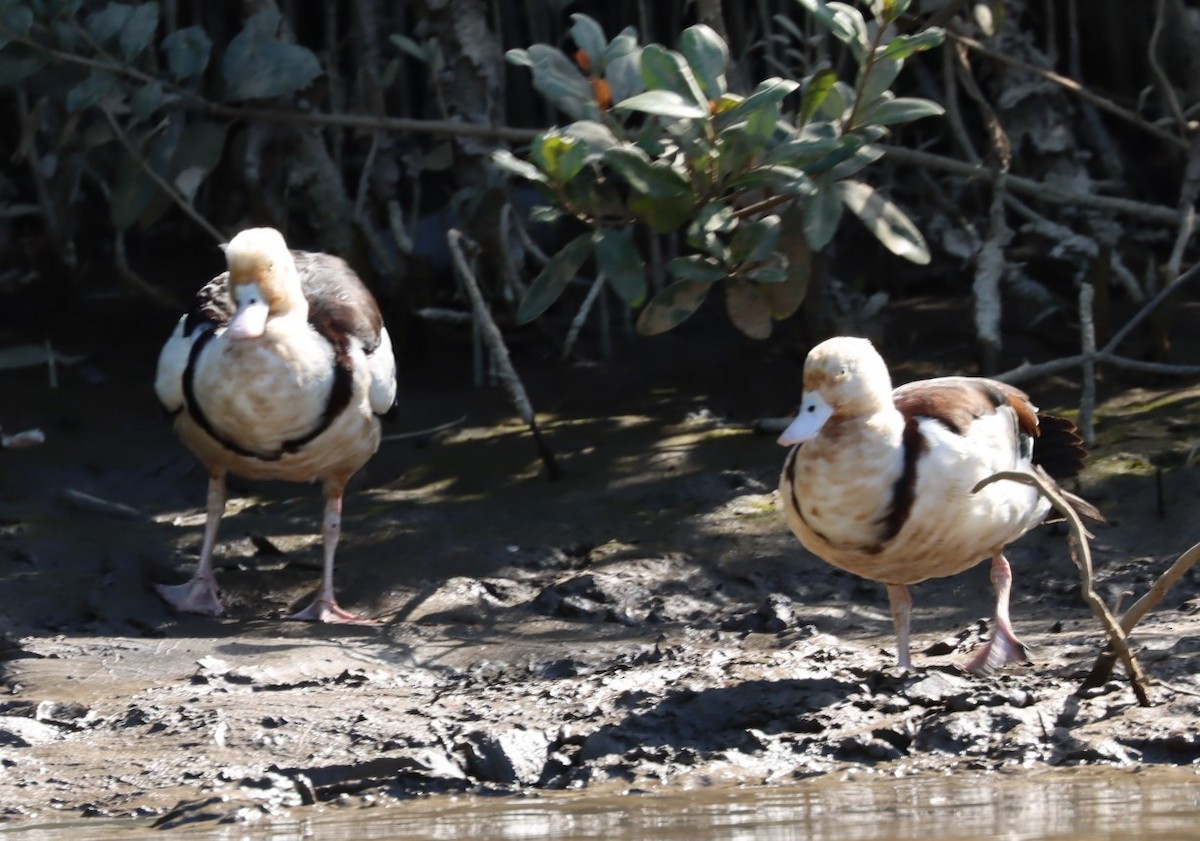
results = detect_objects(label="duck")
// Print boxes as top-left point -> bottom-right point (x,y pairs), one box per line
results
777,336 -> 1101,673
154,227 -> 397,623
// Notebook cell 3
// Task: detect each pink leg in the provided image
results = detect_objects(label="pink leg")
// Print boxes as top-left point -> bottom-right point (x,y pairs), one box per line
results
963,552 -> 1029,674
886,583 -> 914,670
157,472 -> 227,616
288,482 -> 371,623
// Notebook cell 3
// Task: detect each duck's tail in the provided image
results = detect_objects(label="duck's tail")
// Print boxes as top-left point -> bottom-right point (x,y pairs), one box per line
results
1033,414 -> 1104,524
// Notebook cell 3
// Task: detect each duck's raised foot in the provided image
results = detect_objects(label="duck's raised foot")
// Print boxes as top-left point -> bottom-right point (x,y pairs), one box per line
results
962,627 -> 1030,675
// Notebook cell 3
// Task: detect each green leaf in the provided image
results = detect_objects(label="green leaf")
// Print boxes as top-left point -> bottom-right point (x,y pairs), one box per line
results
640,42 -> 706,109
688,202 -> 735,261
668,255 -> 727,283
828,144 -> 885,180
800,68 -> 837,125
629,191 -> 694,234
869,0 -> 911,23
795,0 -> 870,64
0,43 -> 44,84
745,262 -> 788,284
504,47 -> 532,68
523,43 -> 595,121
730,215 -> 782,264
679,24 -> 728,101
534,132 -> 587,182
162,26 -> 211,81
862,96 -> 945,125
744,98 -> 780,143
221,10 -> 322,102
760,205 -> 811,318
517,233 -> 593,323
563,120 -> 621,156
604,45 -> 643,103
529,205 -> 562,225
725,281 -> 772,338
0,3 -> 33,46
119,1 -> 158,61
111,126 -> 177,230
803,136 -> 867,176
600,26 -> 638,67
878,27 -> 944,61
568,14 -> 606,66
855,57 -> 902,118
717,77 -> 798,127
129,80 -> 164,125
85,3 -> 133,44
137,120 -> 228,226
593,228 -> 647,306
635,278 -> 712,335
804,172 -> 843,250
614,89 -> 707,120
491,149 -> 551,186
694,202 -> 736,236
603,146 -> 690,197
66,69 -> 118,113
838,179 -> 930,264
729,164 -> 812,196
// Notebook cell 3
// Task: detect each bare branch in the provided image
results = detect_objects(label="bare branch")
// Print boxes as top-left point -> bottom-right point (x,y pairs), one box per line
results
973,470 -> 1152,705
948,29 -> 1189,151
447,229 -> 562,480
98,108 -> 226,245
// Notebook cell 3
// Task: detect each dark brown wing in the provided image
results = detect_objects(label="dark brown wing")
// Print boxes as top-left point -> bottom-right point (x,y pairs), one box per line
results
292,250 -> 384,353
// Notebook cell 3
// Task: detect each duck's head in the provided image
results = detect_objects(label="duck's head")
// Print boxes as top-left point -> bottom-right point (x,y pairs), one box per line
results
778,336 -> 894,446
222,227 -> 305,340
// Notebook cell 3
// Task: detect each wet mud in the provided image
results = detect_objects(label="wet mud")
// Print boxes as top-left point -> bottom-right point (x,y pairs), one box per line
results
1,303 -> 1199,828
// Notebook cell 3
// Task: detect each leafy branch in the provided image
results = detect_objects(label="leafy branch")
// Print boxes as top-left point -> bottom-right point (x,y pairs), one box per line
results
494,2 -> 946,339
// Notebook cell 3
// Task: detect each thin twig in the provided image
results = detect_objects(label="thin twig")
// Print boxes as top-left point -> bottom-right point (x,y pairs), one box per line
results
447,228 -> 562,480
973,470 -> 1152,705
1148,0 -> 1189,139
1078,282 -> 1096,445
99,108 -> 225,244
380,415 -> 468,443
561,274 -> 606,362
948,29 -> 1189,151
0,25 -> 541,145
995,351 -> 1200,385
942,41 -> 981,166
878,145 -> 1180,224
1166,135 -> 1200,279
114,229 -> 184,311
1104,257 -> 1200,356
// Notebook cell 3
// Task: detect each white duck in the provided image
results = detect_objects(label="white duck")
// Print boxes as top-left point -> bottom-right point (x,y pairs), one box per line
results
778,336 -> 1100,673
155,227 -> 397,623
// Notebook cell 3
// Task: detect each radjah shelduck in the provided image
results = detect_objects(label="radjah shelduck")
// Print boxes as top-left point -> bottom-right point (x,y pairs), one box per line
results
154,227 -> 397,623
777,336 -> 1101,673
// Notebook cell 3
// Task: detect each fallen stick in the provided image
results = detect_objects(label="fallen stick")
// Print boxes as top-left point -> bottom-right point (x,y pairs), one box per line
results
1082,539 -> 1200,689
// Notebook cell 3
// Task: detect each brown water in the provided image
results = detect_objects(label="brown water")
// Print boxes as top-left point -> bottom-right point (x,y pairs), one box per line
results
4,768 -> 1198,840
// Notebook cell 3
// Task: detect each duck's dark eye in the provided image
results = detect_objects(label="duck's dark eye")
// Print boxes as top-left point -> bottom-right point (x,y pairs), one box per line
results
806,404 -> 816,413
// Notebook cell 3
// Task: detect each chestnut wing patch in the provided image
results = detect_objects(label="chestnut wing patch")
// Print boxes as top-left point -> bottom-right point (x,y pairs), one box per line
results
893,377 -> 1038,438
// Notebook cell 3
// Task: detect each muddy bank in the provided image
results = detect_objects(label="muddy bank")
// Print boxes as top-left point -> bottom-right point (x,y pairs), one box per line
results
1,316 -> 1200,828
